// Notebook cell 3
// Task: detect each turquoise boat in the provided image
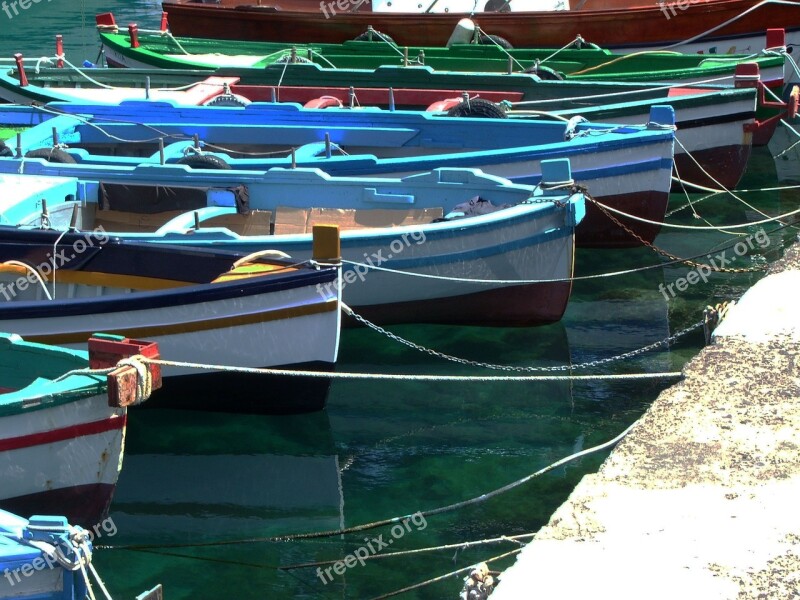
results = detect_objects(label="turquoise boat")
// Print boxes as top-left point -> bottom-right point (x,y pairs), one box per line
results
0,101 -> 676,247
0,332 -> 159,525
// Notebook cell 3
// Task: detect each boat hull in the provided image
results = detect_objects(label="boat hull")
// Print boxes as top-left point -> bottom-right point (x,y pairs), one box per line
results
0,393 -> 125,526
0,230 -> 342,413
160,0 -> 799,73
0,169 -> 584,326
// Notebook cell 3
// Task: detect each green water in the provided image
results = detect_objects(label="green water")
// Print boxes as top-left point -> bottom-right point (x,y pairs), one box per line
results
95,150 -> 794,600
1,6 -> 798,598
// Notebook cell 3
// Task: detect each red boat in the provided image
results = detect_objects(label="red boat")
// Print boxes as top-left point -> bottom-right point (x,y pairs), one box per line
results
160,0 -> 800,59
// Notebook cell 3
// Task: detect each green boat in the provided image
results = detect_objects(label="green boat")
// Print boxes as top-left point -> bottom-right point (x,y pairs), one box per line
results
96,20 -> 786,86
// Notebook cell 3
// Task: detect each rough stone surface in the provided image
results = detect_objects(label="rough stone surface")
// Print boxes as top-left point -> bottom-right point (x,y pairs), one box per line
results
492,242 -> 800,599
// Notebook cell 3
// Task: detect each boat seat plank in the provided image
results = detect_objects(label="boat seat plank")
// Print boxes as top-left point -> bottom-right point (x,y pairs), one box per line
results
273,206 -> 443,235
96,208 -> 272,235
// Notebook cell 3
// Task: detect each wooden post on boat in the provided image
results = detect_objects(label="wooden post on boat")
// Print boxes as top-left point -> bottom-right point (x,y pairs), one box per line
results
88,334 -> 162,407
312,225 -> 341,265
128,24 -> 140,49
55,35 -> 63,68
388,87 -> 395,111
13,54 -> 27,87
325,133 -> 331,158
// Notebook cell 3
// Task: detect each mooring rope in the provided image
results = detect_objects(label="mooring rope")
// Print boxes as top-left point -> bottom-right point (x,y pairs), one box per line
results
674,137 -> 792,226
588,197 -> 800,231
368,548 -> 522,600
138,356 -> 683,383
279,533 -> 536,571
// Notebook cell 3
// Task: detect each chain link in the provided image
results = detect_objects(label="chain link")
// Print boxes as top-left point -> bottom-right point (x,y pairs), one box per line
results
346,307 -> 704,372
583,189 -> 767,274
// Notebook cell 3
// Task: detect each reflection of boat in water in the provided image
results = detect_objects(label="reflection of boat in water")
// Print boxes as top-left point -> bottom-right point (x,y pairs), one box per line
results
567,246 -> 670,365
109,409 -> 343,544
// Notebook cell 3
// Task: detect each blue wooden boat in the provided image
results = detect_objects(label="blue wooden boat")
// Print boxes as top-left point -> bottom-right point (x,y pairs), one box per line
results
0,101 -> 675,247
0,159 -> 584,327
0,223 -> 342,415
0,512 -> 90,599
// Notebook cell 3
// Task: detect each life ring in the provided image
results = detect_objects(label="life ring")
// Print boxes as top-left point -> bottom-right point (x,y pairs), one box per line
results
426,97 -> 465,112
24,147 -> 76,163
477,34 -> 513,50
304,96 -> 344,109
353,29 -> 395,44
446,98 -> 507,119
524,64 -> 564,80
177,154 -> 232,170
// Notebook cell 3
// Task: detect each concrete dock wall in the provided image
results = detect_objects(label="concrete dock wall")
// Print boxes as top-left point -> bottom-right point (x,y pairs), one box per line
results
492,243 -> 800,599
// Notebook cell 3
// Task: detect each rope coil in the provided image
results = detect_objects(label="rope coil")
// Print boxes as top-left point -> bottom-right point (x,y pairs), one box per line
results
115,354 -> 153,405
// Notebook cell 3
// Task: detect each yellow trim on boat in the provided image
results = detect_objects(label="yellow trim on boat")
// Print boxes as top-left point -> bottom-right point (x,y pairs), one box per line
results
43,270 -> 195,291
26,300 -> 338,345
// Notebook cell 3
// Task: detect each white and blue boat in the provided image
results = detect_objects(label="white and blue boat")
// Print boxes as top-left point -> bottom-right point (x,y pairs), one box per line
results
0,225 -> 342,415
0,159 -> 583,326
0,101 -> 675,247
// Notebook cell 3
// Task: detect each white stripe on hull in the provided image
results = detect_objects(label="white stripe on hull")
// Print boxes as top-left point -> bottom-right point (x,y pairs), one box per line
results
0,290 -> 340,377
0,395 -> 125,500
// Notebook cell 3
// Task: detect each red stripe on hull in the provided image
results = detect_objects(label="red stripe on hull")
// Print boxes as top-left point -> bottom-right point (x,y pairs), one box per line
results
232,84 -> 525,109
0,415 -> 125,452
674,143 -> 752,190
347,280 -> 573,327
578,190 -> 668,249
0,484 -> 116,527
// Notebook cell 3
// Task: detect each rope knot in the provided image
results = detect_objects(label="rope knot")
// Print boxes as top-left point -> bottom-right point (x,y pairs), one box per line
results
116,354 -> 153,405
